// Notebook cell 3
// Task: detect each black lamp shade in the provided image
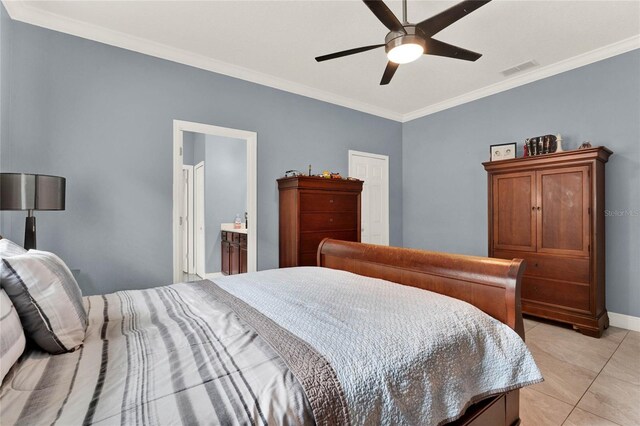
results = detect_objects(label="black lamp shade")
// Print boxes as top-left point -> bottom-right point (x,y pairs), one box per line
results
1,173 -> 66,250
0,173 -> 65,211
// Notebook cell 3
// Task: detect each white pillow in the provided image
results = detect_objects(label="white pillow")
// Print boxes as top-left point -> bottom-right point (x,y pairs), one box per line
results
0,238 -> 27,258
1,250 -> 87,354
0,290 -> 26,383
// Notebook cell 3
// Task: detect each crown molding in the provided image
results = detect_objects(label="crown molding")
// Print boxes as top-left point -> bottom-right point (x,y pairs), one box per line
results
403,35 -> 640,122
1,0 -> 404,122
3,1 -> 639,124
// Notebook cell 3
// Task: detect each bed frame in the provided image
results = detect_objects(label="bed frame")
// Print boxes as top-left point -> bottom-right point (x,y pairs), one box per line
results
317,238 -> 526,426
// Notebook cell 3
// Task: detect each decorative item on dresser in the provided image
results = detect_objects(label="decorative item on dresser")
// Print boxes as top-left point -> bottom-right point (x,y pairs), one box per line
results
483,146 -> 612,337
278,176 -> 363,267
221,230 -> 247,275
490,142 -> 517,161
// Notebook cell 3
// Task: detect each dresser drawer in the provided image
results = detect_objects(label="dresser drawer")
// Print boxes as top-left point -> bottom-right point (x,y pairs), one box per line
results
299,230 -> 358,253
300,192 -> 357,212
494,250 -> 590,284
300,213 -> 357,231
522,276 -> 590,312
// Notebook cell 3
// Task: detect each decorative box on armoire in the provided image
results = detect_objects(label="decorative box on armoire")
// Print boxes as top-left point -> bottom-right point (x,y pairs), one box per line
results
483,147 -> 612,337
278,176 -> 363,267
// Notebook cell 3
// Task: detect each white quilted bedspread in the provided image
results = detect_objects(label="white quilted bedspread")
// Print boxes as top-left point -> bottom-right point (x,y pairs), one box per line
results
216,267 -> 543,426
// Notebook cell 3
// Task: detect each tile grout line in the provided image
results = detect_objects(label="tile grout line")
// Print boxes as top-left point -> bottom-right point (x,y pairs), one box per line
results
565,329 -> 630,425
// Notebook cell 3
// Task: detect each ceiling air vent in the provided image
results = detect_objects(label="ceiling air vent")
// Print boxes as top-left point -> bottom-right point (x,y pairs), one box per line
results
501,60 -> 539,77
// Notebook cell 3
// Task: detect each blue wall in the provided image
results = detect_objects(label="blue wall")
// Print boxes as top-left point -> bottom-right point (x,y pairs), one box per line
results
0,9 -> 403,294
0,4 -> 11,204
403,50 -> 640,317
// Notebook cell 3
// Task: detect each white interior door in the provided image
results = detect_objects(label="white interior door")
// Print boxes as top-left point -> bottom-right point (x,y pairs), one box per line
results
182,166 -> 194,274
349,150 -> 389,245
194,162 -> 206,277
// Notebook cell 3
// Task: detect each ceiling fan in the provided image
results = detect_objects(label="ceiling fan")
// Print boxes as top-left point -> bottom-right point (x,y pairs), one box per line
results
315,0 -> 491,85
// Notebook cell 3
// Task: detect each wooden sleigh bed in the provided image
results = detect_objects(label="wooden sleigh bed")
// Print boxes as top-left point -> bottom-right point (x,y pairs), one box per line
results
317,238 -> 526,426
1,236 -> 532,426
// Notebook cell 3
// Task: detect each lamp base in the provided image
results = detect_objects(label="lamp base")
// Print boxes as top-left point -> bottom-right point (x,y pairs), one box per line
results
24,215 -> 36,250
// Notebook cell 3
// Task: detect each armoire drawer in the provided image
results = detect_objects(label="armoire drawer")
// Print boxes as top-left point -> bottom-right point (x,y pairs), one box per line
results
522,276 -> 590,312
300,212 -> 357,231
299,230 -> 358,253
300,192 -> 357,212
494,250 -> 590,284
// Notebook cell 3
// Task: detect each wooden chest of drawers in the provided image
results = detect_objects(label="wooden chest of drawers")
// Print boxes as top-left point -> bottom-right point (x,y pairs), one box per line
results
278,176 -> 363,267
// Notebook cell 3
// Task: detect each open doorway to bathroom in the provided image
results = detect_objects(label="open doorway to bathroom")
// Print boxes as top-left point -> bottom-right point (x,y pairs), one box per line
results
172,120 -> 257,283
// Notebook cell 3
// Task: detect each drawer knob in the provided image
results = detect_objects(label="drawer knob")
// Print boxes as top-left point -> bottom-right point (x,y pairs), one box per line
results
329,218 -> 334,222
329,199 -> 334,203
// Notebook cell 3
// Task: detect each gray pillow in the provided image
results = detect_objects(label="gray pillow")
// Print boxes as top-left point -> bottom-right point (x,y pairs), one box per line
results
1,250 -> 87,354
0,238 -> 27,258
0,289 -> 26,383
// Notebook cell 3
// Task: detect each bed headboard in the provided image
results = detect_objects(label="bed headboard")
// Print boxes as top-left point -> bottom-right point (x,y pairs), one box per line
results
317,239 -> 526,339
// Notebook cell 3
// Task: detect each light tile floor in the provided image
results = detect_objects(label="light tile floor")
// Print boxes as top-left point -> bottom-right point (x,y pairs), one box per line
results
520,317 -> 640,425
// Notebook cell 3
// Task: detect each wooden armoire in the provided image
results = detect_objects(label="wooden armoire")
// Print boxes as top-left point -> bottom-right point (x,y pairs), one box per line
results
278,176 -> 363,267
483,147 -> 612,337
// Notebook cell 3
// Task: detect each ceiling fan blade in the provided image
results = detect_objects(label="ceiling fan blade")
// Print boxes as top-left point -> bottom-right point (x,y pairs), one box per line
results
416,0 -> 491,38
380,61 -> 399,85
315,44 -> 385,62
424,38 -> 482,61
363,0 -> 406,33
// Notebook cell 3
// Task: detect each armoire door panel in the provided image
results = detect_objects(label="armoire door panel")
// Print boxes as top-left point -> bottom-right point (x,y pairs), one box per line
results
492,172 -> 536,252
537,166 -> 590,256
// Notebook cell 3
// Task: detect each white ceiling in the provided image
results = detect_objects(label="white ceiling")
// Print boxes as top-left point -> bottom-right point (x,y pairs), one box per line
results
4,0 -> 640,121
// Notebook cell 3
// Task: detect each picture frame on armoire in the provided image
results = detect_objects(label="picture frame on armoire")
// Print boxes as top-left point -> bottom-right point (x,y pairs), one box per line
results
490,143 -> 517,161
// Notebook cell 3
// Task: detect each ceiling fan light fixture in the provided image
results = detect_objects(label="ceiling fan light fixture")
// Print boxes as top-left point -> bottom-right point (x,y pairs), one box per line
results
387,43 -> 424,64
384,26 -> 426,65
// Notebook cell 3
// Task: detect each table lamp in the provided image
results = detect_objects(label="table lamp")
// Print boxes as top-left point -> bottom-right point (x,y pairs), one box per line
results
0,173 -> 66,249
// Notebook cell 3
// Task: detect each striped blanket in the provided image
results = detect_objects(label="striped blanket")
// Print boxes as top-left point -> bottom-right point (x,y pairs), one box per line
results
0,281 -> 313,425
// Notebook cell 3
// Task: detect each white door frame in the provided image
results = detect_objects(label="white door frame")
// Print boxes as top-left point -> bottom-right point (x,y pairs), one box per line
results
173,120 -> 258,283
194,161 -> 206,277
348,150 -> 390,246
182,165 -> 195,274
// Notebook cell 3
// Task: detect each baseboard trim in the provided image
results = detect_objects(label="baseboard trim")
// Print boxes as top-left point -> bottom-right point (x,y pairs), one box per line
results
609,312 -> 640,332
